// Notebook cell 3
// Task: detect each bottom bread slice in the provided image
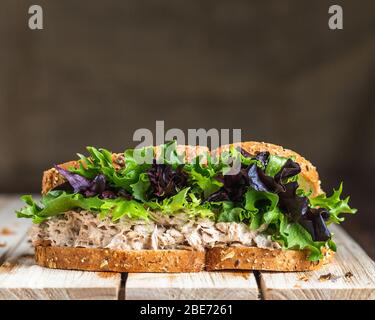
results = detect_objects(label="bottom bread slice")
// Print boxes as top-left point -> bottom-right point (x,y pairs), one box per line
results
206,246 -> 334,272
35,246 -> 205,272
35,246 -> 334,272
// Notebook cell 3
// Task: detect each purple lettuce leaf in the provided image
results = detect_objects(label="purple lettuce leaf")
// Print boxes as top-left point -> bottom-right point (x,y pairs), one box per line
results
55,165 -> 109,198
147,161 -> 188,198
274,159 -> 301,182
54,165 -> 92,193
254,151 -> 270,168
247,164 -> 270,192
278,181 -> 331,241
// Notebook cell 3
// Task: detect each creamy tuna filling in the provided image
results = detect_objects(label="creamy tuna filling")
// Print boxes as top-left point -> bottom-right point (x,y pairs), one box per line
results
30,210 -> 281,251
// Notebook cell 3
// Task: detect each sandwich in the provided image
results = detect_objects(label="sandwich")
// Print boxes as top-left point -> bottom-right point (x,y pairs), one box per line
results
16,141 -> 356,272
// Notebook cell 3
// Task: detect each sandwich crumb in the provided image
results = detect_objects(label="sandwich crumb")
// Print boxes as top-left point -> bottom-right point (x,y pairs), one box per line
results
0,261 -> 15,273
298,274 -> 310,282
0,228 -> 13,235
318,273 -> 340,282
97,272 -> 118,279
345,271 -> 354,279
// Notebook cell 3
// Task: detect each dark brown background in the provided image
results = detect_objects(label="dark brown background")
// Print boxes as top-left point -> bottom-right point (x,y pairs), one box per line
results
0,1 -> 374,257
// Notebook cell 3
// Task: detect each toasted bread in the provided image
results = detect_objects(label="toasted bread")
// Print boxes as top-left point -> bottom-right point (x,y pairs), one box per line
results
205,246 -> 333,272
35,246 -> 205,272
34,245 -> 332,272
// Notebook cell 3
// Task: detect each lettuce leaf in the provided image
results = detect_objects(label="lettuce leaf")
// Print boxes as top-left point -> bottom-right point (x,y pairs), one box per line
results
184,155 -> 223,198
265,155 -> 288,177
99,198 -> 149,221
16,190 -> 150,223
146,187 -> 190,213
310,183 -> 357,224
130,172 -> 151,202
277,214 -> 324,261
16,191 -> 104,223
17,188 -> 217,225
216,202 -> 244,223
244,189 -> 279,229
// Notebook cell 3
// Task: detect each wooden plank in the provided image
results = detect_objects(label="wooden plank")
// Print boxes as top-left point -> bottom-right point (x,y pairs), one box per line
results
125,271 -> 259,300
0,236 -> 122,300
0,197 -> 32,263
0,195 -> 10,208
0,196 -> 122,300
259,225 -> 375,300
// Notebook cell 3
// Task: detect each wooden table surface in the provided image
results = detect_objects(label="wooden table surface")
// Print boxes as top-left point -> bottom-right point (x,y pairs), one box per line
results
0,195 -> 375,300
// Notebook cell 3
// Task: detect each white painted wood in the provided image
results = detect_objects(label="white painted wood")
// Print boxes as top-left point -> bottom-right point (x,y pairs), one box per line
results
125,271 -> 259,300
0,197 -> 32,262
260,225 -> 375,300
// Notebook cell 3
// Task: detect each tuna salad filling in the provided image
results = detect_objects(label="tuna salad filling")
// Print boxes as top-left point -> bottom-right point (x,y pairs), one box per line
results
18,141 -> 356,261
30,210 -> 281,251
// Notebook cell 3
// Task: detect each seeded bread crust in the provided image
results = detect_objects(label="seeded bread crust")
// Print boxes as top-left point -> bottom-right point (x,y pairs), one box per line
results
214,141 -> 323,196
205,247 -> 333,272
35,246 -> 205,272
34,245 -> 333,272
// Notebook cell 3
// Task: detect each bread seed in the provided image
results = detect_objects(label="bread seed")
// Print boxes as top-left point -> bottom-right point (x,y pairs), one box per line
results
221,251 -> 235,261
100,260 -> 109,269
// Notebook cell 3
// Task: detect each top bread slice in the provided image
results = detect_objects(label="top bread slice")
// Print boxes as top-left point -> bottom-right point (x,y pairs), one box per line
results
42,142 -> 322,196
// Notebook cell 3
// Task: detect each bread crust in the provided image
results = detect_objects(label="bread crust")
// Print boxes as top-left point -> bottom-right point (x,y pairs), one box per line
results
34,245 -> 333,272
214,141 -> 322,196
35,246 -> 205,273
205,247 -> 333,272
